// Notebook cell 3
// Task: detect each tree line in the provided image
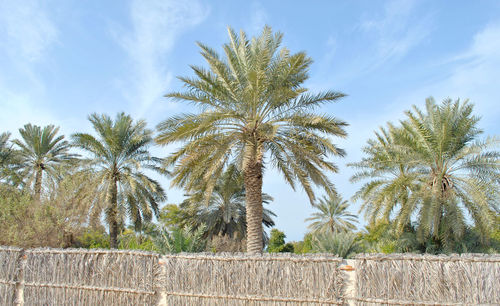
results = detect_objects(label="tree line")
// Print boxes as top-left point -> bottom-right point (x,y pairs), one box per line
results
1,26 -> 498,255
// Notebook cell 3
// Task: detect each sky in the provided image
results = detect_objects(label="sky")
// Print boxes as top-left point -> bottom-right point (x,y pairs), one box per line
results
1,0 -> 499,241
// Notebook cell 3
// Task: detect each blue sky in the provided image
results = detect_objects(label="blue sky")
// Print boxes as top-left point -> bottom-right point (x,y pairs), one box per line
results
1,0 -> 499,241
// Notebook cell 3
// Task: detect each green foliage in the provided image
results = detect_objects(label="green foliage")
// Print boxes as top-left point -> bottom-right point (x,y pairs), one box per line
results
158,204 -> 193,229
153,225 -> 207,254
310,231 -> 362,258
292,233 -> 313,254
76,230 -> 110,249
351,97 -> 500,251
118,229 -> 156,251
305,193 -> 358,234
0,182 -> 93,248
268,229 -> 294,253
360,222 -> 420,254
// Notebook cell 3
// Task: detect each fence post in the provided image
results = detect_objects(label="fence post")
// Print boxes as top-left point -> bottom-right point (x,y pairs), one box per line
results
157,257 -> 167,306
340,259 -> 357,305
13,249 -> 26,306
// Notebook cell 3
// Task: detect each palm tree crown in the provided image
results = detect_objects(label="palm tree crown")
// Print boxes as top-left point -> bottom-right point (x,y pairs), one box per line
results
351,98 -> 499,249
12,124 -> 75,202
72,113 -> 166,248
305,193 -> 358,234
156,26 -> 347,252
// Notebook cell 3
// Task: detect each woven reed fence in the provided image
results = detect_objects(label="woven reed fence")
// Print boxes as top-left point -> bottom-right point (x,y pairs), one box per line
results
2,246 -> 500,305
0,247 -> 23,305
354,253 -> 500,305
21,248 -> 160,305
161,252 -> 345,305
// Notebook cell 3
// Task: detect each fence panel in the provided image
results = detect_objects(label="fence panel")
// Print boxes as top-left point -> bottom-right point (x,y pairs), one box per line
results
0,247 -> 23,305
161,252 -> 345,305
23,248 -> 160,306
354,253 -> 500,305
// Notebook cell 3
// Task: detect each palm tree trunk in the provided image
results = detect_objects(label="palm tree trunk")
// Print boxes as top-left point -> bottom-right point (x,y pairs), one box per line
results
109,178 -> 119,249
34,168 -> 43,204
244,156 -> 264,253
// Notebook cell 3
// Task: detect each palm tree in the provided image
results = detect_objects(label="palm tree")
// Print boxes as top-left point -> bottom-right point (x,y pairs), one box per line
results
0,132 -> 15,182
12,124 -> 76,202
351,98 -> 499,249
350,124 -> 419,224
305,193 -> 358,234
311,231 -> 361,258
72,113 -> 166,248
182,164 -> 275,240
156,26 -> 347,253
153,225 -> 207,254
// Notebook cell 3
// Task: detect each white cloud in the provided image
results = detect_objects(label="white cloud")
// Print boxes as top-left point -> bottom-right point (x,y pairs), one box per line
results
115,0 -> 209,117
0,0 -> 58,62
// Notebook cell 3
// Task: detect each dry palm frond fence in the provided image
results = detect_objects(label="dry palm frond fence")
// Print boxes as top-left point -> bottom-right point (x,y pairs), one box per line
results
0,247 -> 23,305
160,252 -> 345,305
2,247 -> 161,306
354,253 -> 500,305
0,247 -> 499,305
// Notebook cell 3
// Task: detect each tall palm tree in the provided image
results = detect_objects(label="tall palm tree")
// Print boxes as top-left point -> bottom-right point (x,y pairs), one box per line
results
156,26 -> 347,253
305,193 -> 358,234
72,113 -> 166,248
182,164 -> 275,240
351,98 -> 499,249
12,124 -> 75,202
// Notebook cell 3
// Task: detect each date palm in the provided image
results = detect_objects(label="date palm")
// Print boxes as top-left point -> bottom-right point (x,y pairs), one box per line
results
72,113 -> 166,248
305,193 -> 358,234
182,164 -> 275,240
0,132 -> 16,183
351,98 -> 499,249
12,124 -> 75,202
156,26 -> 347,253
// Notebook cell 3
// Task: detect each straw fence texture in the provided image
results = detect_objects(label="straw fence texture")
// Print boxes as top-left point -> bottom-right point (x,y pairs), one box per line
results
161,252 -> 345,305
2,246 -> 499,306
354,253 -> 500,305
22,248 -> 160,306
0,247 -> 23,305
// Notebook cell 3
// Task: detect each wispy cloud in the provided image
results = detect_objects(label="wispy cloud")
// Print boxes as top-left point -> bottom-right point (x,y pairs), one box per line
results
0,0 -> 59,134
0,0 -> 58,62
248,2 -> 268,34
115,0 -> 209,117
405,22 -> 500,127
359,0 -> 432,70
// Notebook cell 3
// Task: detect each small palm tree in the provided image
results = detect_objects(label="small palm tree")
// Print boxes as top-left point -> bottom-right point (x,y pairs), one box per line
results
351,98 -> 499,249
156,26 -> 347,253
311,231 -> 361,258
153,225 -> 207,254
72,113 -> 166,248
305,193 -> 358,234
183,164 -> 275,240
12,124 -> 76,202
